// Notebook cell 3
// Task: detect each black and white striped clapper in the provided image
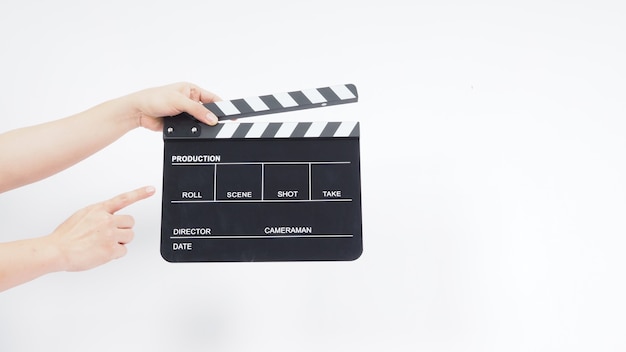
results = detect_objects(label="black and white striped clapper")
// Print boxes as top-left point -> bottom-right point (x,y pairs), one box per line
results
161,84 -> 362,262
209,83 -> 357,120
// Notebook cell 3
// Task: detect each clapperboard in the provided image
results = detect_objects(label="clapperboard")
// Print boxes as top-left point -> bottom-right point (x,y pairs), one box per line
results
161,84 -> 361,262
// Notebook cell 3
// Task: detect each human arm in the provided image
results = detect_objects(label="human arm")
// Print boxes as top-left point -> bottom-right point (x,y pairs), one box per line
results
0,186 -> 154,292
0,82 -> 220,193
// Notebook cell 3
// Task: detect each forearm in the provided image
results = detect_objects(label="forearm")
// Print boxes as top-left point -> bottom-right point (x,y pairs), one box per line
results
0,82 -> 218,193
0,236 -> 64,292
0,97 -> 139,192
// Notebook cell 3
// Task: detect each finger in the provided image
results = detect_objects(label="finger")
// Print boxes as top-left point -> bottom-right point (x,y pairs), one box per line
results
175,94 -> 219,126
114,214 -> 135,229
112,244 -> 128,260
197,87 -> 221,104
189,86 -> 201,102
116,228 -> 135,245
103,186 -> 156,214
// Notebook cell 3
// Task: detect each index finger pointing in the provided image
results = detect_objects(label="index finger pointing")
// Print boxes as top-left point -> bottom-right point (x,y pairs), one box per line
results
103,186 -> 156,214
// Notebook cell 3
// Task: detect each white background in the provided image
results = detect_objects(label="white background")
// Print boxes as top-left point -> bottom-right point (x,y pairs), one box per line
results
1,1 -> 626,351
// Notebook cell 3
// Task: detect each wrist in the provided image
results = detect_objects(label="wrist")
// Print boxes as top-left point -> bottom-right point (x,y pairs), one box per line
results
90,94 -> 143,134
39,235 -> 69,273
0,236 -> 65,291
111,94 -> 143,131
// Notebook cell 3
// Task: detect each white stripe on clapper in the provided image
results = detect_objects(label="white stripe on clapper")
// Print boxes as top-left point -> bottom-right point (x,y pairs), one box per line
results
244,96 -> 270,112
214,100 -> 241,115
330,85 -> 356,100
273,92 -> 298,108
302,89 -> 327,104
246,122 -> 269,138
334,121 -> 357,137
304,121 -> 328,137
215,122 -> 240,138
275,122 -> 298,138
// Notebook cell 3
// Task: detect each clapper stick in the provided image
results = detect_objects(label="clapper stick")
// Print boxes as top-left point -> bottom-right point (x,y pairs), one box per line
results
208,84 -> 357,120
171,83 -> 357,123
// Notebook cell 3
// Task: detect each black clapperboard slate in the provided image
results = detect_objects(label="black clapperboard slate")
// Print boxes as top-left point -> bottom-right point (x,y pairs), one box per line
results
161,84 -> 361,262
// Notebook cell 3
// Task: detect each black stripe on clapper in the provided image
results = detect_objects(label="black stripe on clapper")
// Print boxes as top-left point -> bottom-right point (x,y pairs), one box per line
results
349,123 -> 360,137
202,123 -> 224,138
317,87 -> 341,103
346,84 -> 358,98
232,123 -> 253,138
261,122 -> 283,138
291,122 -> 312,138
320,122 -> 341,137
259,95 -> 283,110
231,99 -> 254,115
288,91 -> 311,106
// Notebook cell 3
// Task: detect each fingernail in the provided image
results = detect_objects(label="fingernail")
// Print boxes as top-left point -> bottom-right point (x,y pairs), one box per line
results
145,186 -> 156,194
206,112 -> 218,125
